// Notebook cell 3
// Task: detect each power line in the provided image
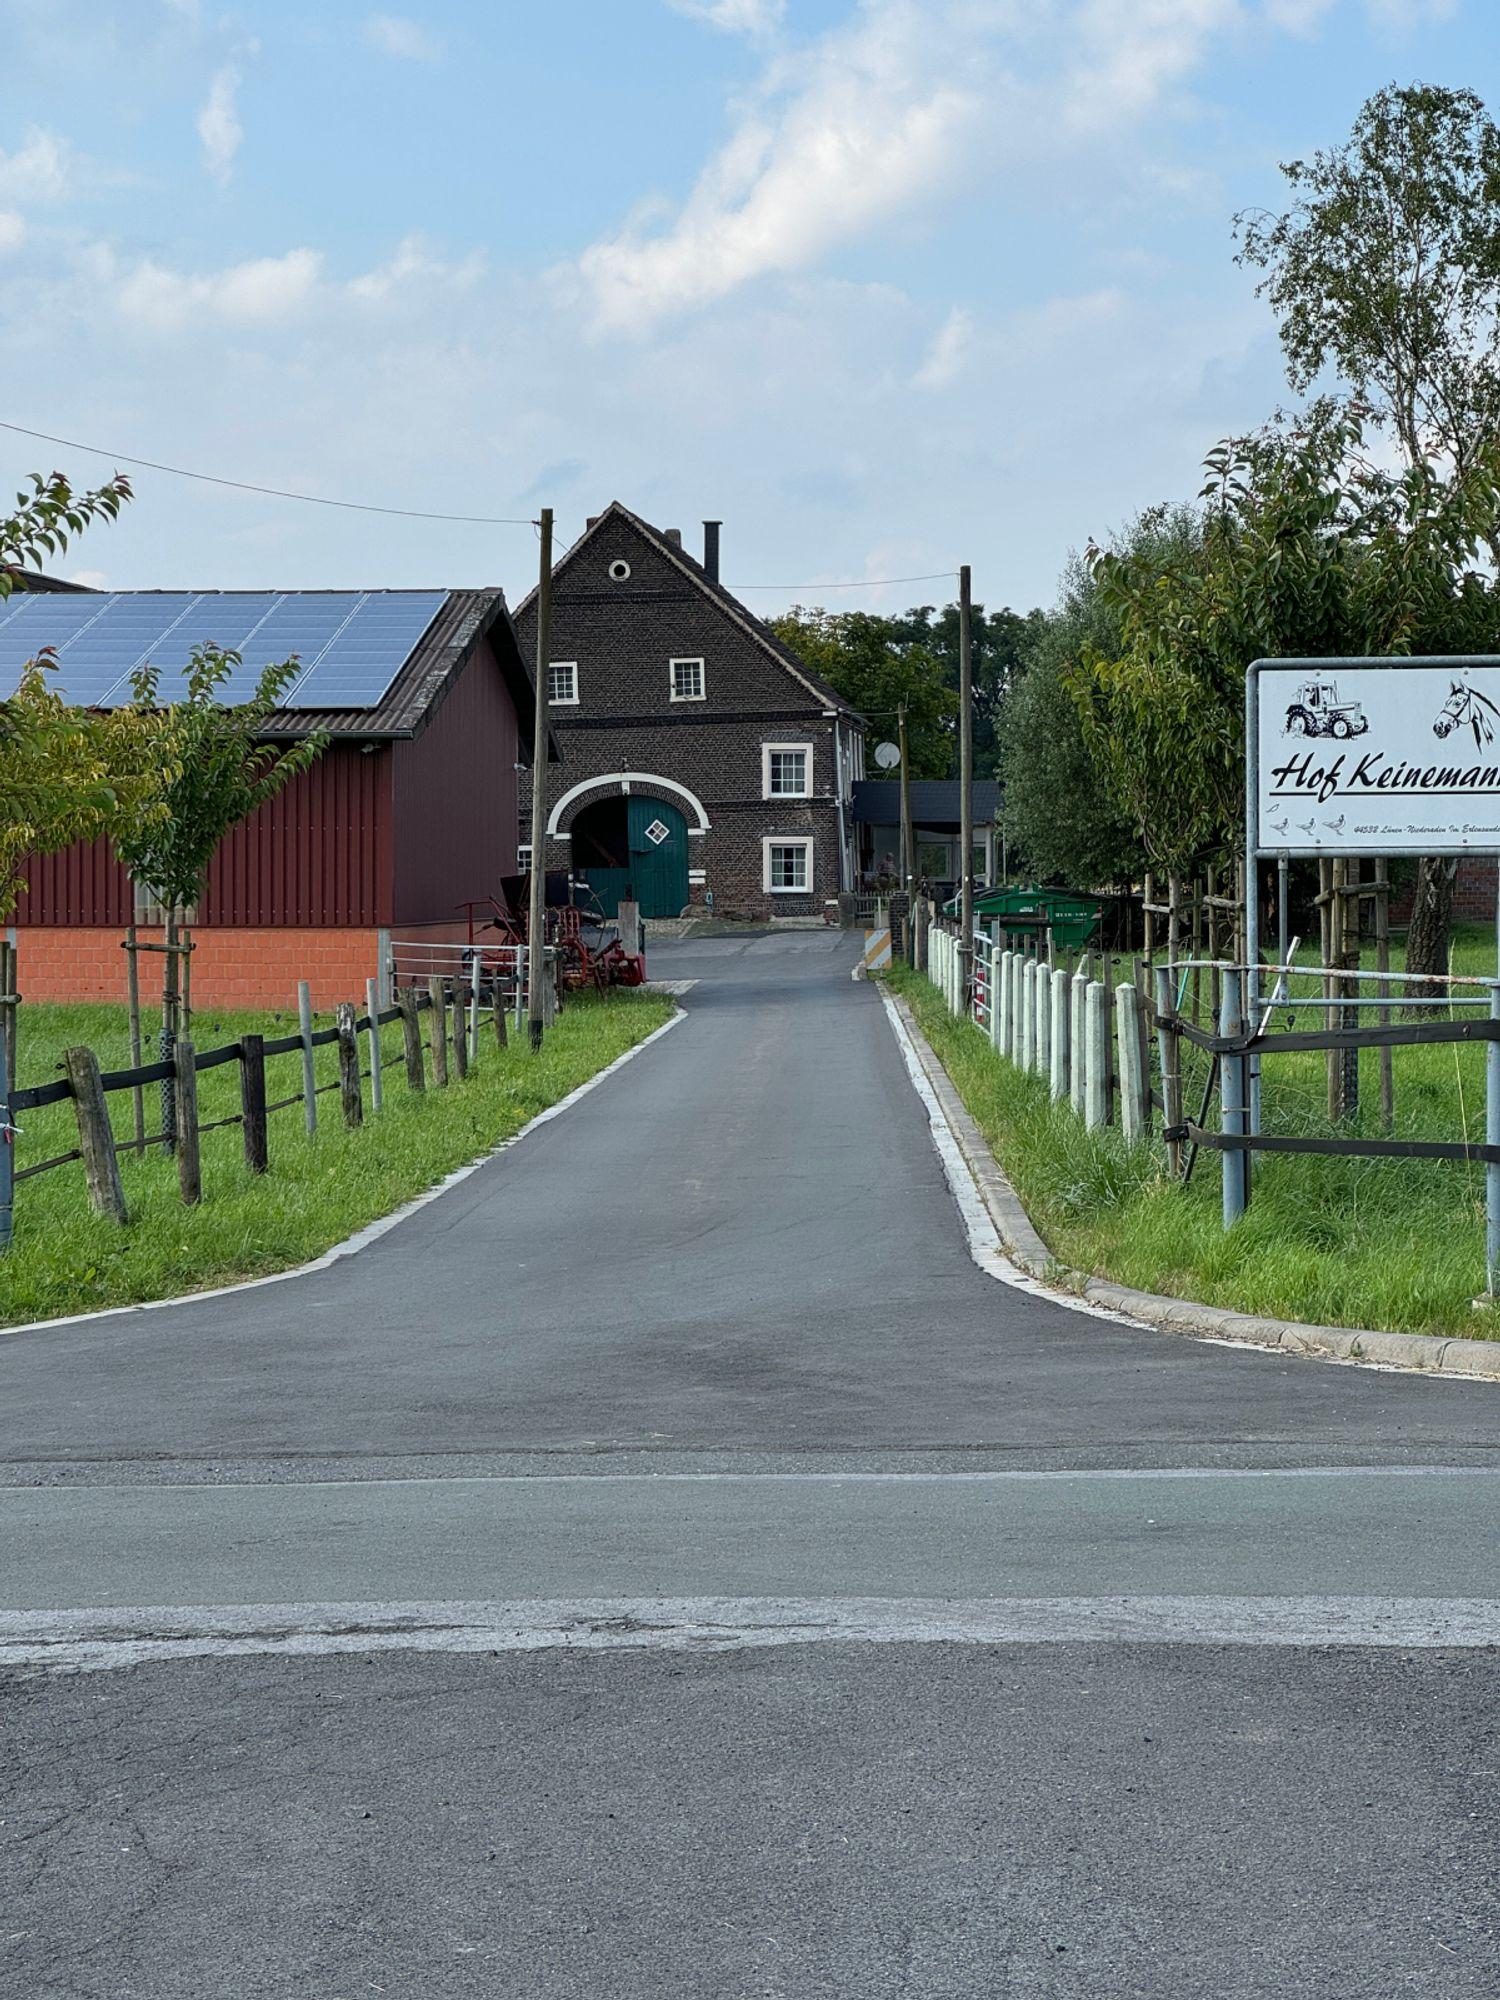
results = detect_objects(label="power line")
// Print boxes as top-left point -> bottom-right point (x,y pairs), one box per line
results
728,570 -> 958,591
0,420 -> 539,526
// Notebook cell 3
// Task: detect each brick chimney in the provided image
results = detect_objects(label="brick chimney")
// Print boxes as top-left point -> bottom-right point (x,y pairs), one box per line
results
664,527 -> 682,547
703,520 -> 722,582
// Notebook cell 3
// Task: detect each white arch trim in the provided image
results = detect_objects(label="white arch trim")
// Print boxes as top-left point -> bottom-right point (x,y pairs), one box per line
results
546,771 -> 712,837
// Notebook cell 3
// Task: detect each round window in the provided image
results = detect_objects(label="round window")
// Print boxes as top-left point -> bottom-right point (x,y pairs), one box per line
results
608,559 -> 631,582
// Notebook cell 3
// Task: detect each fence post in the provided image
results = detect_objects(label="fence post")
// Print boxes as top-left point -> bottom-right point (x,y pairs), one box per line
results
1050,968 -> 1069,1103
397,987 -> 426,1090
1034,961 -> 1051,1079
451,979 -> 469,1081
240,1032 -> 268,1174
1488,983 -> 1500,1296
1115,982 -> 1147,1143
1018,959 -> 1033,1070
1084,982 -> 1108,1131
174,1038 -> 201,1207
0,1010 -> 11,1255
990,945 -> 1004,1050
336,1001 -> 364,1127
1221,968 -> 1248,1227
298,981 -> 317,1137
64,1046 -> 129,1224
468,959 -> 482,1069
428,976 -> 450,1085
1070,967 -> 1088,1115
366,978 -> 384,1115
493,969 -> 509,1050
1155,966 -> 1182,1179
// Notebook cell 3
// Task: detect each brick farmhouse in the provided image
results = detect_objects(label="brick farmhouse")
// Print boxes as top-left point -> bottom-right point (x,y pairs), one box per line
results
512,504 -> 865,921
10,586 -> 549,1008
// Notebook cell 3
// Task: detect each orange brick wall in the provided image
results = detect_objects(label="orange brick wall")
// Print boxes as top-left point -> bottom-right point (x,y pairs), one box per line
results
14,927 -> 384,1012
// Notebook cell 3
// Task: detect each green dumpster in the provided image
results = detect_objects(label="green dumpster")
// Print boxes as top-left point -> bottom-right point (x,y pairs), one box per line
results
944,883 -> 1102,950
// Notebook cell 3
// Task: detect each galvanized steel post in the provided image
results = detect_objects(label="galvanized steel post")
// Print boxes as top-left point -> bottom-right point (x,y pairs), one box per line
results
1488,982 -> 1500,1296
1221,968 -> 1248,1228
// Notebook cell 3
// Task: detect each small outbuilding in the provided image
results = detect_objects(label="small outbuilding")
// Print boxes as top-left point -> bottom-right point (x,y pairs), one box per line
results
852,779 -> 1000,900
5,585 -> 553,1008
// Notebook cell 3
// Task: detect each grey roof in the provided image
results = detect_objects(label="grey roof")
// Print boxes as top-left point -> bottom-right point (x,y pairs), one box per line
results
851,778 -> 1000,826
516,501 -> 865,721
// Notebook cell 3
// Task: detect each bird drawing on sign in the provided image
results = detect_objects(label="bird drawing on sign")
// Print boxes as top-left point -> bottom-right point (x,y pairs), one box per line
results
1270,815 -> 1289,835
1328,813 -> 1346,834
1297,817 -> 1317,837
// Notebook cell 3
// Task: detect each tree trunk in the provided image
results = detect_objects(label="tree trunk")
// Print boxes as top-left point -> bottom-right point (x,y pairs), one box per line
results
1404,856 -> 1455,1008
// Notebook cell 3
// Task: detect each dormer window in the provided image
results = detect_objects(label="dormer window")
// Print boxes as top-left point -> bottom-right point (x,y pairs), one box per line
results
547,661 -> 578,705
670,657 -> 705,702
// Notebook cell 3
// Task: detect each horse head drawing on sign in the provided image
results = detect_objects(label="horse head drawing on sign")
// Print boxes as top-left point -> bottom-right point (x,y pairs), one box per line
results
1433,678 -> 1500,749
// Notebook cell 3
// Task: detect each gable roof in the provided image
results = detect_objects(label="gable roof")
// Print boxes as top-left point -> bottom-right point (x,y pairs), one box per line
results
1,581 -> 558,756
515,501 -> 864,721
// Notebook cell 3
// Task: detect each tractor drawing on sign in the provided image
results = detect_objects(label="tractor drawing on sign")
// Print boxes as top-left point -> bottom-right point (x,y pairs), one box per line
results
1282,678 -> 1369,740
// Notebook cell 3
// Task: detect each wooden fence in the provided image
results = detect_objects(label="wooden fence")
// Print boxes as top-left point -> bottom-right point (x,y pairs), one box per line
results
0,943 -> 557,1252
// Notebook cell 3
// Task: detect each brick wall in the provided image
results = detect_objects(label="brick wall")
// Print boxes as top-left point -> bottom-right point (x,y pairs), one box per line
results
1387,856 -> 1499,925
14,927 -> 384,1011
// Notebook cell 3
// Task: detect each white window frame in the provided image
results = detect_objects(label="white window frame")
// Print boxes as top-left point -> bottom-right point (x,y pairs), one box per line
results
763,837 -> 813,894
669,656 -> 705,703
517,844 -> 533,871
547,661 -> 578,706
762,740 -> 813,800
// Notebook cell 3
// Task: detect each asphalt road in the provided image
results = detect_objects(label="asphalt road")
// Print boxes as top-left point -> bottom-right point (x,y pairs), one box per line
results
3,931 -> 1500,1997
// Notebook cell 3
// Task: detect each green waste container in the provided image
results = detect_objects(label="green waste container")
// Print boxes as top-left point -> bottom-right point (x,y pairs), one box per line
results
944,883 -> 1102,950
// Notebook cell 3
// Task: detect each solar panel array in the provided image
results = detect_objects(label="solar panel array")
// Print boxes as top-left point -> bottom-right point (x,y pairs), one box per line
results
0,589 -> 448,710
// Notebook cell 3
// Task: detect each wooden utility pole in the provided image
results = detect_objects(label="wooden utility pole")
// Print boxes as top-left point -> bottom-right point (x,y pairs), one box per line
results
527,508 -> 554,1053
898,700 -> 914,900
958,564 -> 974,1005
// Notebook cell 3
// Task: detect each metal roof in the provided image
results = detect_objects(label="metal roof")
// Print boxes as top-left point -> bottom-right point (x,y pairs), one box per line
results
851,778 -> 1000,825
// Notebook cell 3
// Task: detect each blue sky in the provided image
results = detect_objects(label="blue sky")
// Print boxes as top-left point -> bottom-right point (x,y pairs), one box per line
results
0,0 -> 1493,615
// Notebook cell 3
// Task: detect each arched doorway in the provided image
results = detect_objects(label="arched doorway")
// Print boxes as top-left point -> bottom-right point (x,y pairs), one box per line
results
571,794 -> 690,918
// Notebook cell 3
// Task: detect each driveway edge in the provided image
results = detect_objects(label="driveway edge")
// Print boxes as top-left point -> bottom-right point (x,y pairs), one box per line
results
888,990 -> 1500,1383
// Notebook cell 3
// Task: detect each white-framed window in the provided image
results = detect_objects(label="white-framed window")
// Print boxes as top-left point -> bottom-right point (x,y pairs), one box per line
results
763,837 -> 813,893
608,559 -> 631,583
547,661 -> 578,705
762,741 -> 812,799
517,844 -> 533,871
670,657 -> 705,702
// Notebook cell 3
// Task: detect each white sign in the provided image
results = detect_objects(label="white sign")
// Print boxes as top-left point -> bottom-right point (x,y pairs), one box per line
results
1252,659 -> 1500,855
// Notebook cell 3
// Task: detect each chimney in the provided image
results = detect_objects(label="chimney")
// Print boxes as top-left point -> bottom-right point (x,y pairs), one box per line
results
703,520 -> 722,582
585,514 -> 601,530
664,527 -> 682,547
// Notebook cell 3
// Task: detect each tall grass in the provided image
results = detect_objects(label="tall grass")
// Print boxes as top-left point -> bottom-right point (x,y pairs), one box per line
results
891,925 -> 1500,1341
0,990 -> 672,1329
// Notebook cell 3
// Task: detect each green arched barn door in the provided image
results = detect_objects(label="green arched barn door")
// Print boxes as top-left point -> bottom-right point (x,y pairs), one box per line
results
626,795 -> 689,918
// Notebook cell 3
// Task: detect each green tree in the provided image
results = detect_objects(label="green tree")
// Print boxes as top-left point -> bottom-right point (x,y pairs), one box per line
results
769,607 -> 955,775
998,530 -> 1184,889
1235,81 -> 1500,975
1070,417 -> 1500,890
888,602 -> 1047,774
111,646 -> 328,1040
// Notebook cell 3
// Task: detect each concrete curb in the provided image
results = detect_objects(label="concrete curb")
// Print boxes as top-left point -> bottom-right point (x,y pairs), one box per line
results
889,991 -> 1500,1384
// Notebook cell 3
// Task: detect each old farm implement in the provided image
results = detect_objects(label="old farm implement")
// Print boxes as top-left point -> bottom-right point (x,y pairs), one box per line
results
463,878 -> 647,993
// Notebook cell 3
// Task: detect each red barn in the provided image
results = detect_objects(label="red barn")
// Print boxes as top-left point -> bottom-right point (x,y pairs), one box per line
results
4,585 -> 552,1009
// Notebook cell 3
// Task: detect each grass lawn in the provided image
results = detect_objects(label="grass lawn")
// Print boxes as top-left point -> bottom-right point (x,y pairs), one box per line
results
889,920 -> 1500,1342
0,987 -> 673,1330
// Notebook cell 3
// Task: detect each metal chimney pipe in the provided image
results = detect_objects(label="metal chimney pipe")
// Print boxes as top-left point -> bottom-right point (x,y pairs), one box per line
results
703,520 -> 722,582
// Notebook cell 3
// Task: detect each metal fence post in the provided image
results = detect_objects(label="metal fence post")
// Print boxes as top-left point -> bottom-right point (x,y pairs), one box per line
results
1155,965 -> 1183,1178
298,980 -> 317,1136
1488,983 -> 1500,1296
1084,981 -> 1108,1131
1050,968 -> 1069,1103
1221,968 -> 1248,1227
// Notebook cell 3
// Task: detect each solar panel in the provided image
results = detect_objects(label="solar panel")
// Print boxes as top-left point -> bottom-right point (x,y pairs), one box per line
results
0,588 -> 449,712
282,591 -> 446,708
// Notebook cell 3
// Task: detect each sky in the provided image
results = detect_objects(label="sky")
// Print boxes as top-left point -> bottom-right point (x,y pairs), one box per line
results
0,0 -> 1495,617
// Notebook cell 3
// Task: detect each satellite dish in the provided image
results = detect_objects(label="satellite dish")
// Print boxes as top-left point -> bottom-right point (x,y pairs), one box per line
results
873,741 -> 901,769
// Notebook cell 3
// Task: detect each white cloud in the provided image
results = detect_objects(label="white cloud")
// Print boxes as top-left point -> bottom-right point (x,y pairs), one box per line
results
117,247 -> 324,331
0,211 -> 24,255
196,49 -> 256,185
362,13 -> 444,61
0,128 -> 73,204
1061,0 -> 1241,131
667,0 -> 787,35
577,1 -> 991,333
913,306 -> 973,390
347,232 -> 484,302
